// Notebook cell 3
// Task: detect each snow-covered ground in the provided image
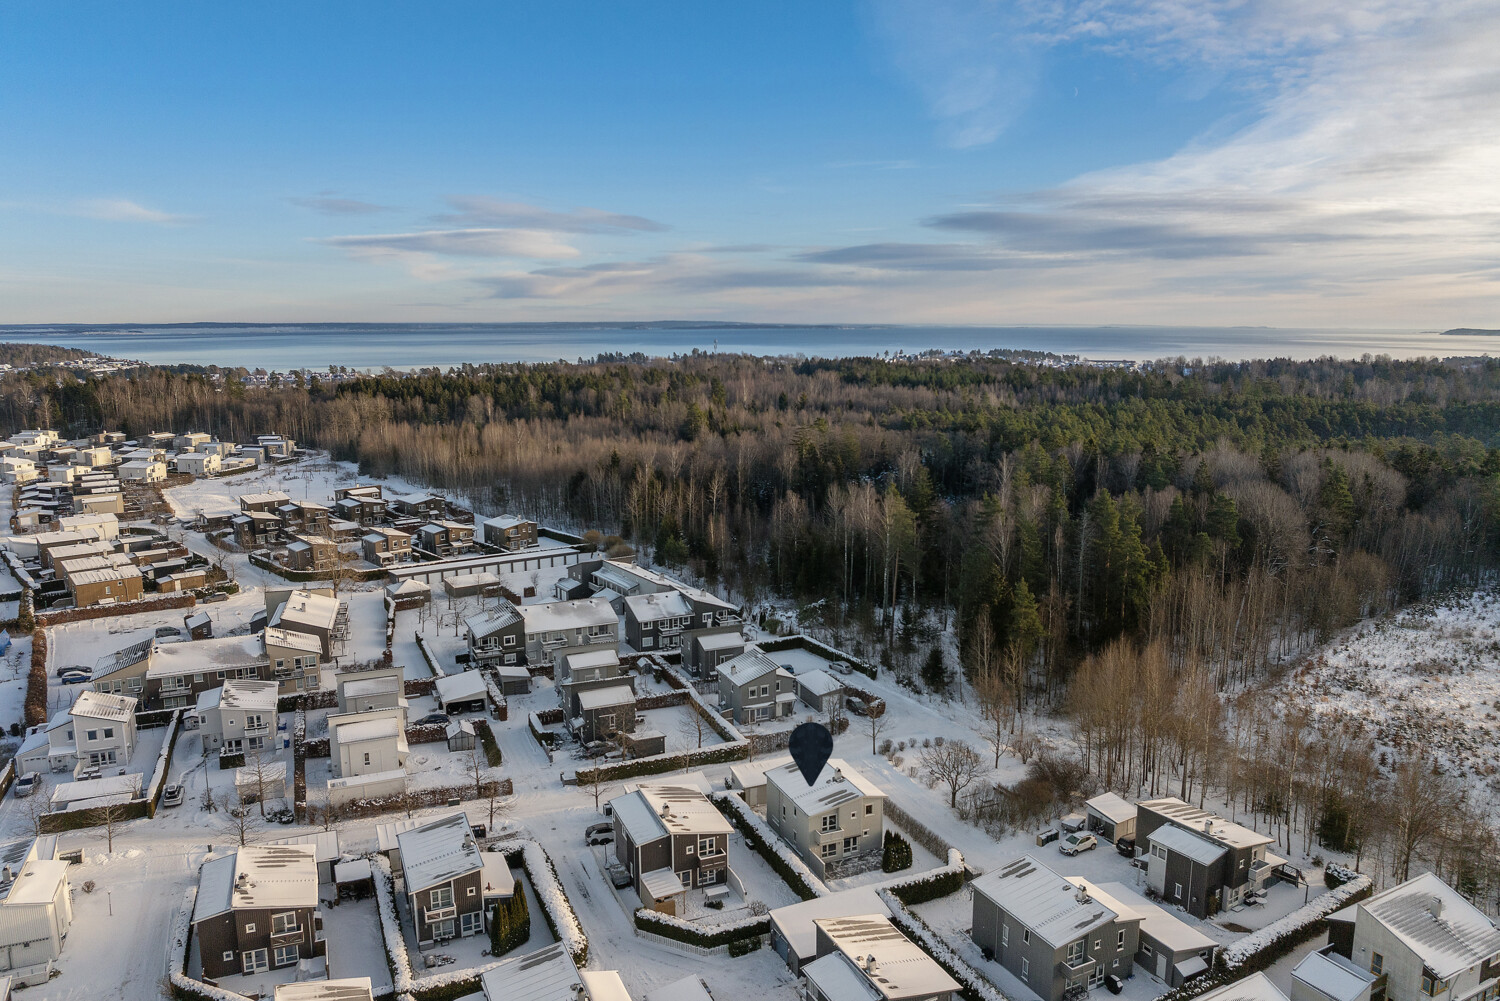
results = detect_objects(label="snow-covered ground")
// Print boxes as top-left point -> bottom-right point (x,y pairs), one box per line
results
162,457 -> 433,521
1285,588 -> 1500,804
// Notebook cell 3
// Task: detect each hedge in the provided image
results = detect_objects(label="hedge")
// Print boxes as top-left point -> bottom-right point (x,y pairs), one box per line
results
474,718 -> 502,767
634,909 -> 768,951
883,831 -> 914,873
728,936 -> 762,957
489,886 -> 531,957
713,793 -> 822,901
574,740 -> 748,784
25,627 -> 46,727
40,798 -> 149,833
219,751 -> 245,770
37,592 -> 195,626
889,863 -> 965,905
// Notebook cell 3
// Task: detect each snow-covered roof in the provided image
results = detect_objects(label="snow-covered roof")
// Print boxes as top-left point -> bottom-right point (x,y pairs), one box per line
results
195,687 -> 222,712
240,491 -> 291,505
340,673 -> 400,698
623,590 -> 693,621
640,867 -> 686,901
479,942 -> 582,1001
466,605 -> 522,637
396,813 -> 481,893
650,976 -> 714,1001
68,689 -> 136,723
971,856 -> 1131,949
766,758 -> 884,816
333,859 -> 371,884
1,859 -> 68,906
518,597 -> 616,634
392,491 -> 441,505
484,515 -> 532,530
769,886 -> 888,961
496,663 -> 530,680
194,845 -> 318,919
1094,881 -> 1216,953
447,719 -> 475,740
273,978 -> 375,1001
694,630 -> 745,652
729,754 -> 792,792
579,972 -> 632,1001
332,715 -> 401,745
270,589 -> 341,633
1356,872 -> 1500,979
716,650 -> 786,687
610,790 -> 667,845
267,830 -> 341,865
803,952 -> 883,1001
1292,951 -> 1376,1001
70,565 -> 142,587
797,669 -> 843,697
562,647 -> 619,672
576,684 -> 634,711
1196,972 -> 1289,1001
813,914 -> 961,1001
219,678 -> 280,711
185,611 -> 211,629
639,785 -> 731,838
149,633 -> 266,677
434,670 -> 489,704
1140,797 -> 1274,850
386,579 -> 429,597
1086,792 -> 1137,825
1149,823 -> 1229,866
481,851 -> 515,898
366,528 -> 412,543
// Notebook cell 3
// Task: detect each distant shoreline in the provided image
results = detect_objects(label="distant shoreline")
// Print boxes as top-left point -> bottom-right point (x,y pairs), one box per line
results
1442,328 -> 1500,336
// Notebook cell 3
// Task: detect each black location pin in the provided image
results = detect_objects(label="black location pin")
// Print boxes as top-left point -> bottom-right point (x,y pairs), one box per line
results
788,721 -> 834,787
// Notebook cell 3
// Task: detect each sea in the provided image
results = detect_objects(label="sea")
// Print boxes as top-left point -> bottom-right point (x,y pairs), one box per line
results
0,323 -> 1493,370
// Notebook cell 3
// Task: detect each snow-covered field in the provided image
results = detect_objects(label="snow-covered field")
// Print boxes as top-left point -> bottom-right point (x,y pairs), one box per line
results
1285,588 -> 1500,802
163,457 -> 433,521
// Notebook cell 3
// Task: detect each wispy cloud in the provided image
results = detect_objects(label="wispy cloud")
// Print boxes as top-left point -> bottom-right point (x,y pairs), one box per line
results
436,196 -> 667,233
289,194 -> 392,215
75,198 -> 190,225
318,228 -> 580,259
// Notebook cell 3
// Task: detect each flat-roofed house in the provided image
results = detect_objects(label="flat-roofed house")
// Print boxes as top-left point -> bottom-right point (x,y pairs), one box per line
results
196,679 -> 280,758
191,845 -> 324,980
683,625 -> 746,678
766,759 -> 885,879
389,493 -> 446,520
1085,793 -> 1138,846
328,708 -> 408,780
335,667 -> 406,714
610,784 -> 733,912
396,813 -> 485,945
805,914 -> 960,1001
68,564 -> 143,607
0,859 -> 74,972
286,535 -> 338,573
267,588 -> 346,660
176,451 -> 222,477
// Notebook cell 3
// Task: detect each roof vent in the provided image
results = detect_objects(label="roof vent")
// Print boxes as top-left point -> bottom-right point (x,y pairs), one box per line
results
1203,819 -> 1213,835
866,955 -> 877,973
1075,884 -> 1091,904
1431,895 -> 1444,918
832,768 -> 844,783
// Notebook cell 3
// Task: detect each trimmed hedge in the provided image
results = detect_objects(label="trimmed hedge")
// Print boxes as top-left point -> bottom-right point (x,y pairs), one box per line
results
634,910 -> 768,950
713,794 -> 819,901
219,752 -> 245,769
25,627 -> 46,728
574,740 -> 748,784
474,718 -> 502,767
882,831 -> 914,873
728,935 -> 762,957
889,864 -> 965,906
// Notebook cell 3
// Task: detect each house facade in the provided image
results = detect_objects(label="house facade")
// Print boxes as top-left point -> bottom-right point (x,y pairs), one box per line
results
610,784 -> 733,912
518,598 -> 618,666
464,605 -> 525,666
481,515 -> 537,550
196,679 -> 280,758
395,814 -> 485,945
716,650 -> 797,724
361,528 -> 412,566
192,845 -> 324,980
1136,798 -> 1279,916
622,589 -> 739,653
328,707 -> 408,779
765,759 -> 885,879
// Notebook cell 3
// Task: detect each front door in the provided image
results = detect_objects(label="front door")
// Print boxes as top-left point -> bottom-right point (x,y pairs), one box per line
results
1156,954 -> 1168,979
242,948 -> 269,974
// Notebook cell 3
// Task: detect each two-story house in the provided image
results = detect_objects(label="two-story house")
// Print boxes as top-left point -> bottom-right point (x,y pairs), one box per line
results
335,666 -> 407,715
147,634 -> 270,710
192,844 -> 324,979
1326,872 -> 1500,1001
334,485 -> 387,527
716,650 -> 796,724
267,588 -> 346,660
971,857 -> 1144,1001
464,605 -> 526,667
68,564 -> 144,607
610,783 -> 733,913
480,515 -> 537,550
176,451 -> 222,477
389,492 -> 446,520
276,501 -> 330,537
1136,798 -> 1280,916
622,588 -> 739,653
395,813 -> 485,946
264,627 -> 324,695
15,691 -> 139,777
765,759 -> 885,879
555,647 -> 627,714
804,914 -> 960,1001
518,598 -> 618,666
683,625 -> 746,678
361,527 -> 412,566
196,679 -> 280,759
285,535 -> 338,573
328,707 -> 408,779
414,520 -> 475,557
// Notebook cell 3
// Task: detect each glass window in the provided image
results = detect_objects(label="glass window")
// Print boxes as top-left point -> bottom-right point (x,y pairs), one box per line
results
1372,954 -> 1384,975
1002,925 -> 1009,947
1118,930 -> 1126,950
1021,959 -> 1029,980
273,945 -> 299,967
271,911 -> 298,934
821,842 -> 838,858
431,886 -> 454,909
86,730 -> 97,741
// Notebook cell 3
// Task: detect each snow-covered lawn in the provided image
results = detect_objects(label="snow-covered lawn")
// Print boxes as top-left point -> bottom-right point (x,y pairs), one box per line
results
324,894 -> 394,992
637,703 -> 732,754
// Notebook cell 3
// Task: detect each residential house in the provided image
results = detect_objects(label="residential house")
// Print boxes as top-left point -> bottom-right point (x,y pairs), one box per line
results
286,535 -> 338,573
0,458 -> 38,485
63,691 -> 138,772
232,511 -> 281,547
970,856 -> 1143,1001
575,684 -> 637,743
796,670 -> 845,714
518,598 -> 618,666
68,565 -> 144,606
335,667 -> 406,714
361,527 -> 412,566
622,588 -> 738,653
334,486 -> 386,527
56,512 -> 118,540
1199,975 -> 1291,1001
277,500 -> 330,537
239,490 -> 291,514
267,588 -> 346,660
804,914 -> 960,1001
1136,797 -> 1280,916
479,942 -> 628,1001
1085,794 -> 1137,846
68,446 -> 112,468
265,832 -> 342,885
328,708 -> 408,779
119,459 -> 167,483
433,671 -> 490,716
1292,948 -> 1377,1001
683,625 -> 746,678
176,451 -> 222,477
389,492 -> 446,520
192,845 -> 324,980
465,604 -> 526,666
0,860 -> 73,973
555,646 -> 628,716
396,813 -> 485,945
264,627 -> 324,695
257,434 -> 295,457
716,650 -> 796,724
150,634 -> 270,709
1093,881 -> 1218,988
765,759 -> 885,879
768,886 -> 889,974
414,521 -> 475,557
610,783 -> 733,912
174,432 -> 211,452
481,515 -> 537,550
195,679 -> 280,758
1326,872 -> 1500,1001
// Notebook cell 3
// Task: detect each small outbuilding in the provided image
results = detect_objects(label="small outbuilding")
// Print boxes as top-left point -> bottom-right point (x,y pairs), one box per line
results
433,670 -> 490,716
1086,791 -> 1137,844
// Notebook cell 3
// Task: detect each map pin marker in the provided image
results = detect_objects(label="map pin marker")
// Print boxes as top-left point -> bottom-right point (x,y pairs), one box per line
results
788,721 -> 834,787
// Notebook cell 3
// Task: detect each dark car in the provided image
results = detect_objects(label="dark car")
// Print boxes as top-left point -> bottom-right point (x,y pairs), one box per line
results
413,713 -> 449,727
59,672 -> 92,685
846,696 -> 869,716
1115,837 -> 1136,858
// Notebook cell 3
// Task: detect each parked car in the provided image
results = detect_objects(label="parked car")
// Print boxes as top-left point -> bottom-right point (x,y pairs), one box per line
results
580,741 -> 611,759
202,591 -> 229,603
829,660 -> 855,675
59,671 -> 92,685
846,696 -> 869,716
54,664 -> 90,678
586,829 -> 613,846
586,822 -> 614,838
160,784 -> 184,808
13,772 -> 39,798
413,713 -> 449,727
1115,837 -> 1136,857
155,626 -> 181,639
1059,832 -> 1098,856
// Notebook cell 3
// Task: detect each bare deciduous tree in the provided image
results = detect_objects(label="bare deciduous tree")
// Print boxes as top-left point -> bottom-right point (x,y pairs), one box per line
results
863,704 -> 890,755
921,739 -> 985,808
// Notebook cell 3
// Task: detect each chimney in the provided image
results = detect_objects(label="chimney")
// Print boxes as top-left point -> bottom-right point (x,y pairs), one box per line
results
1203,819 -> 1213,835
1075,884 -> 1091,904
866,955 -> 878,973
1431,895 -> 1444,918
833,768 -> 844,782
1,866 -> 12,883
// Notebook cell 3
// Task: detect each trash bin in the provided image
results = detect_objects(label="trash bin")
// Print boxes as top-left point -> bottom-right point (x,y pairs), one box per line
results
1036,828 -> 1059,847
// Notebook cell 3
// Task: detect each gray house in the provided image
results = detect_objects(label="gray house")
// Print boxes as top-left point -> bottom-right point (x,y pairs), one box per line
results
464,604 -> 525,667
1094,880 -> 1217,988
765,759 -> 885,879
971,856 -> 1142,1001
556,646 -> 629,717
715,650 -> 796,724
609,784 -> 732,913
1137,798 -> 1279,916
622,588 -> 738,654
683,625 -> 746,678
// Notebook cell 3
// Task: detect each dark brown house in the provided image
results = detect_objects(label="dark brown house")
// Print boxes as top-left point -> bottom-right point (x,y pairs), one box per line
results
192,845 -> 324,980
610,784 -> 733,914
395,813 -> 486,945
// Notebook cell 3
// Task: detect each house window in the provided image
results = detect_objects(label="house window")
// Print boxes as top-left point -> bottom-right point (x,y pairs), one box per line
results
86,729 -> 97,741
1173,883 -> 1183,899
242,948 -> 268,974
866,804 -> 874,815
431,886 -> 454,909
363,753 -> 371,766
273,945 -> 299,967
1371,954 -> 1384,976
1022,929 -> 1030,944
820,815 -> 839,833
1423,975 -> 1449,996
222,951 -> 235,962
1067,940 -> 1086,965
1002,925 -> 1009,947
1021,959 -> 1029,980
103,727 -> 114,739
244,922 -> 257,933
843,836 -> 859,853
271,911 -> 299,934
1142,945 -> 1154,960
467,886 -> 476,896
821,842 -> 838,858
698,837 -> 719,856
1117,930 -> 1126,950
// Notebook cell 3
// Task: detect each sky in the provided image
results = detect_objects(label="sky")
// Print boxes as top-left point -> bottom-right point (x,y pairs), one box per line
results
1,0 -> 1497,328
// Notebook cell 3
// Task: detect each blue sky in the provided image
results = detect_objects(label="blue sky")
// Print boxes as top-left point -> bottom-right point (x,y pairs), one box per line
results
2,0 -> 1496,326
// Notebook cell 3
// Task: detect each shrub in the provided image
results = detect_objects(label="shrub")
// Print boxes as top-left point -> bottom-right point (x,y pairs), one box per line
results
882,831 -> 914,873
489,887 -> 531,956
474,719 -> 503,768
25,627 -> 47,728
727,936 -> 762,957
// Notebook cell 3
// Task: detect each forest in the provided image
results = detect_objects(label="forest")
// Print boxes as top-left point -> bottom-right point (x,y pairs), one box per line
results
6,348 -> 1500,897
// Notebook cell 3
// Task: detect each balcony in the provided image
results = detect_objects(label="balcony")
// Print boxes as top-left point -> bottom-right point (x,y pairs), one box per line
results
270,926 -> 303,946
422,905 -> 456,923
1058,956 -> 1097,982
243,722 -> 270,737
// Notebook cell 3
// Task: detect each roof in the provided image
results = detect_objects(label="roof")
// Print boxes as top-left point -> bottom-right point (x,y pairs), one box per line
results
479,942 -> 582,1001
396,813 -> 482,892
270,589 -> 341,632
194,845 -> 318,920
149,633 -> 266,677
1292,951 -> 1376,1001
650,976 -> 714,1001
481,851 -> 515,898
185,611 -> 211,629
563,647 -> 619,673
266,626 -> 323,654
1094,881 -> 1216,953
1087,792 -> 1137,825
1356,871 -> 1500,979
576,684 -> 635,711
623,590 -> 694,621
333,715 -> 401,744
1,859 -> 68,906
434,670 -> 489,704
334,858 -> 372,883
579,971 -> 632,1001
971,855 -> 1132,949
267,830 -> 341,864
49,772 -> 143,808
797,669 -> 843,697
341,675 -> 401,699
640,867 -> 686,901
766,758 -> 884,816
1150,823 -> 1230,866
274,979 -> 375,1001
803,953 -> 883,1001
814,914 -> 961,1001
610,789 -> 667,845
519,597 -> 616,633
729,754 -> 791,792
770,886 -> 888,960
240,491 -> 291,505
392,491 -> 442,505
694,630 -> 745,652
1140,797 -> 1274,850
716,650 -> 788,687
1196,973 -> 1289,1001
70,565 -> 143,587
68,689 -> 137,722
466,605 -> 522,637
484,515 -> 532,530
219,678 -> 280,711
643,785 -> 732,837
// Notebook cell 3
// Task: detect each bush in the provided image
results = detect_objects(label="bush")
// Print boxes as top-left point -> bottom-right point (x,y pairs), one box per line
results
474,719 -> 503,768
489,887 -> 531,957
25,627 -> 47,728
882,831 -> 914,873
889,866 -> 964,905
727,936 -> 762,957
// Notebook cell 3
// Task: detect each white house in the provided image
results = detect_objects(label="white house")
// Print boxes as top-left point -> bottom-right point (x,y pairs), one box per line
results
16,691 -> 138,776
0,458 -> 38,485
0,860 -> 73,972
328,708 -> 408,779
175,451 -> 222,477
518,598 -> 618,665
118,460 -> 167,483
196,679 -> 281,757
766,759 -> 886,878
